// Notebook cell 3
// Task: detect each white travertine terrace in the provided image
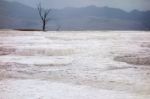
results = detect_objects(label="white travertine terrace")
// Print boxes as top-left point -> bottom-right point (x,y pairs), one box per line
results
0,30 -> 150,99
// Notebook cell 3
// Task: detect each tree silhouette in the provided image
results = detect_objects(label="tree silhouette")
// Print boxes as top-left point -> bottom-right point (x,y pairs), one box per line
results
37,3 -> 51,31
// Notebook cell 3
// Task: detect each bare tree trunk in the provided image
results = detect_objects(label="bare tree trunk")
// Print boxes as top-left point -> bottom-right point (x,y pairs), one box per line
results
43,21 -> 46,31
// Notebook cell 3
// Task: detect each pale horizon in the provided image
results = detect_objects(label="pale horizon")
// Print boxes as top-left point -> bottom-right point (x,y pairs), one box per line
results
5,0 -> 150,11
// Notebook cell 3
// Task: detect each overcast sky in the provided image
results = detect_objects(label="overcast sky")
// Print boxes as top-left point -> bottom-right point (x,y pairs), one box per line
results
6,0 -> 150,11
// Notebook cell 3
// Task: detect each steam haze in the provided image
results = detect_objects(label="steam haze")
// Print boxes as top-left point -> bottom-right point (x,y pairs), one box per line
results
5,0 -> 150,11
1,0 -> 150,30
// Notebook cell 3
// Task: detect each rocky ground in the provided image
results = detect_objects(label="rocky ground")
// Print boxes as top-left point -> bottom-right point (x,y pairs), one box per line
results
0,30 -> 150,99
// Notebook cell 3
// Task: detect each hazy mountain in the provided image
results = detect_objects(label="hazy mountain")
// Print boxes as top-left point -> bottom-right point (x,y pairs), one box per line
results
0,0 -> 150,30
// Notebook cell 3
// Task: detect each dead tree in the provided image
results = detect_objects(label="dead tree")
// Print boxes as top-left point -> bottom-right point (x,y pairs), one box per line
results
56,24 -> 61,31
37,3 -> 51,31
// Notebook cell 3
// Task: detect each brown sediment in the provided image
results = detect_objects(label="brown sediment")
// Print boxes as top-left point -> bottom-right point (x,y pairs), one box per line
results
114,54 -> 150,65
0,47 -> 16,55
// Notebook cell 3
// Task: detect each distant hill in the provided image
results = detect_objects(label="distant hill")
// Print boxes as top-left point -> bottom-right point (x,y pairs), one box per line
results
0,0 -> 150,30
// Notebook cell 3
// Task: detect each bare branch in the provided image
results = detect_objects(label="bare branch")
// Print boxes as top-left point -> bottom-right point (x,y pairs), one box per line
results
43,9 -> 51,20
37,3 -> 44,21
